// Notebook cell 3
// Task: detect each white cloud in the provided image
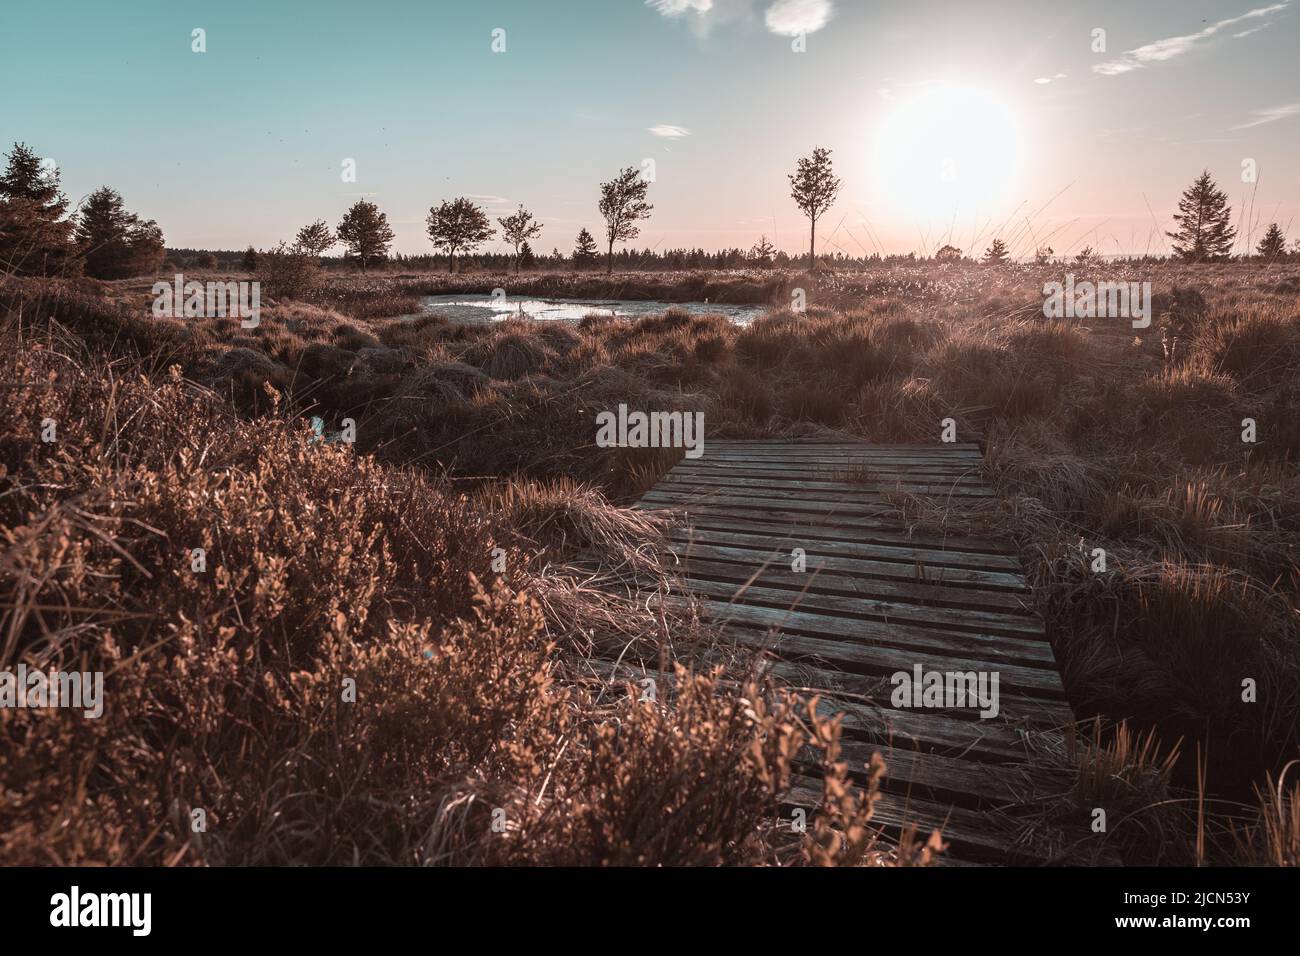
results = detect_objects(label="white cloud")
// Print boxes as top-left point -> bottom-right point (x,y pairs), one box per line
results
645,0 -> 714,15
764,0 -> 833,36
1231,101 -> 1300,129
1093,2 -> 1288,76
648,124 -> 692,138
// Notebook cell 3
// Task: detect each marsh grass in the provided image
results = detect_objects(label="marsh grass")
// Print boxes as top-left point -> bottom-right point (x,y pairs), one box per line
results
4,259 -> 1299,865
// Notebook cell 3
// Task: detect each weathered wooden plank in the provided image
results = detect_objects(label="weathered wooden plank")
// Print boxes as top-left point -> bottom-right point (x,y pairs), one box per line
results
584,656 -> 1035,760
707,442 -> 977,455
670,510 -> 1014,555
677,568 -> 1044,638
664,472 -> 995,498
635,499 -> 946,533
679,456 -> 987,474
668,525 -> 1023,572
718,624 -> 1066,698
700,452 -> 985,466
656,477 -> 994,504
675,555 -> 1035,615
666,465 -> 991,489
747,656 -> 1075,728
808,736 -> 1070,807
664,599 -> 1066,693
703,442 -> 983,454
783,776 -> 1064,865
641,488 -> 898,517
666,539 -> 1030,590
669,593 -> 1055,668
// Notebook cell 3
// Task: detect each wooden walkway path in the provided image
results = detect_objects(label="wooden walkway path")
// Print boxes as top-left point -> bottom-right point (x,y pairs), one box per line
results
630,440 -> 1102,866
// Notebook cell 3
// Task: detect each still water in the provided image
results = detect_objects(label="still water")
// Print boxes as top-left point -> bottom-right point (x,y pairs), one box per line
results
403,294 -> 768,325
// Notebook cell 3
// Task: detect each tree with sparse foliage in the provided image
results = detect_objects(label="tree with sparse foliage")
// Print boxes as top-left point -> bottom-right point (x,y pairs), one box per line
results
0,142 -> 79,276
573,228 -> 599,270
497,204 -> 542,273
336,200 -> 394,273
934,244 -> 962,263
295,219 -> 335,258
427,197 -> 494,274
598,167 -> 653,275
982,238 -> 1009,264
1034,245 -> 1054,264
74,186 -> 165,279
750,235 -> 776,268
1257,222 -> 1287,260
788,147 -> 841,272
1167,171 -> 1236,261
1074,245 -> 1096,266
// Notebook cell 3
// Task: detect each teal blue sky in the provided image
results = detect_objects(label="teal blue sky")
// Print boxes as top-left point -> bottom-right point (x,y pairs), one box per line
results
3,0 -> 1298,256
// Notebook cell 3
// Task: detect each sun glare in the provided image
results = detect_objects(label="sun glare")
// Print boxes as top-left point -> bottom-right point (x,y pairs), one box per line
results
871,84 -> 1025,224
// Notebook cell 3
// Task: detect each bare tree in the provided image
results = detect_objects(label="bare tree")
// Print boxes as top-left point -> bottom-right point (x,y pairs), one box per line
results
336,200 -> 394,273
427,197 -> 495,274
598,167 -> 652,275
788,147 -> 840,272
497,204 -> 542,274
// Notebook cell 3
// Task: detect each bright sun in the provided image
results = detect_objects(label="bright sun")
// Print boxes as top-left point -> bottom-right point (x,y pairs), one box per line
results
872,84 -> 1024,224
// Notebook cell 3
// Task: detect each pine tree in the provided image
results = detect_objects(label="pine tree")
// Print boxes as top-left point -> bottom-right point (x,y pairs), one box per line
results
982,238 -> 1009,264
0,142 -> 79,276
1167,171 -> 1236,261
1256,222 -> 1287,260
573,228 -> 599,269
74,186 -> 165,279
518,240 -> 535,270
241,245 -> 259,271
750,235 -> 776,268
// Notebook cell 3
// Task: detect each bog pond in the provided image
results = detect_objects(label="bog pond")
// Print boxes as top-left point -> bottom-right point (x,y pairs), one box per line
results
402,294 -> 769,325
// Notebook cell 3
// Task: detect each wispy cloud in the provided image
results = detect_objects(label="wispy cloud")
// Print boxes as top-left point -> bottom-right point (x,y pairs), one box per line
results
1093,2 -> 1288,76
764,0 -> 833,36
648,124 -> 692,138
1231,101 -> 1300,129
1033,72 -> 1068,84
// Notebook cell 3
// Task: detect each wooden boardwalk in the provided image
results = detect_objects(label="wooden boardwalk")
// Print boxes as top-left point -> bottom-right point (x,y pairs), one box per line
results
631,440 -> 1101,866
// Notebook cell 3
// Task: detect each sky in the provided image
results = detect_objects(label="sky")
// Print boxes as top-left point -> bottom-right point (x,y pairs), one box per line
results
2,0 -> 1298,258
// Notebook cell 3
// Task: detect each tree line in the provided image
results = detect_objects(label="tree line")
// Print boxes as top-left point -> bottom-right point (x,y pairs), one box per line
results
3,141 -> 1295,284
